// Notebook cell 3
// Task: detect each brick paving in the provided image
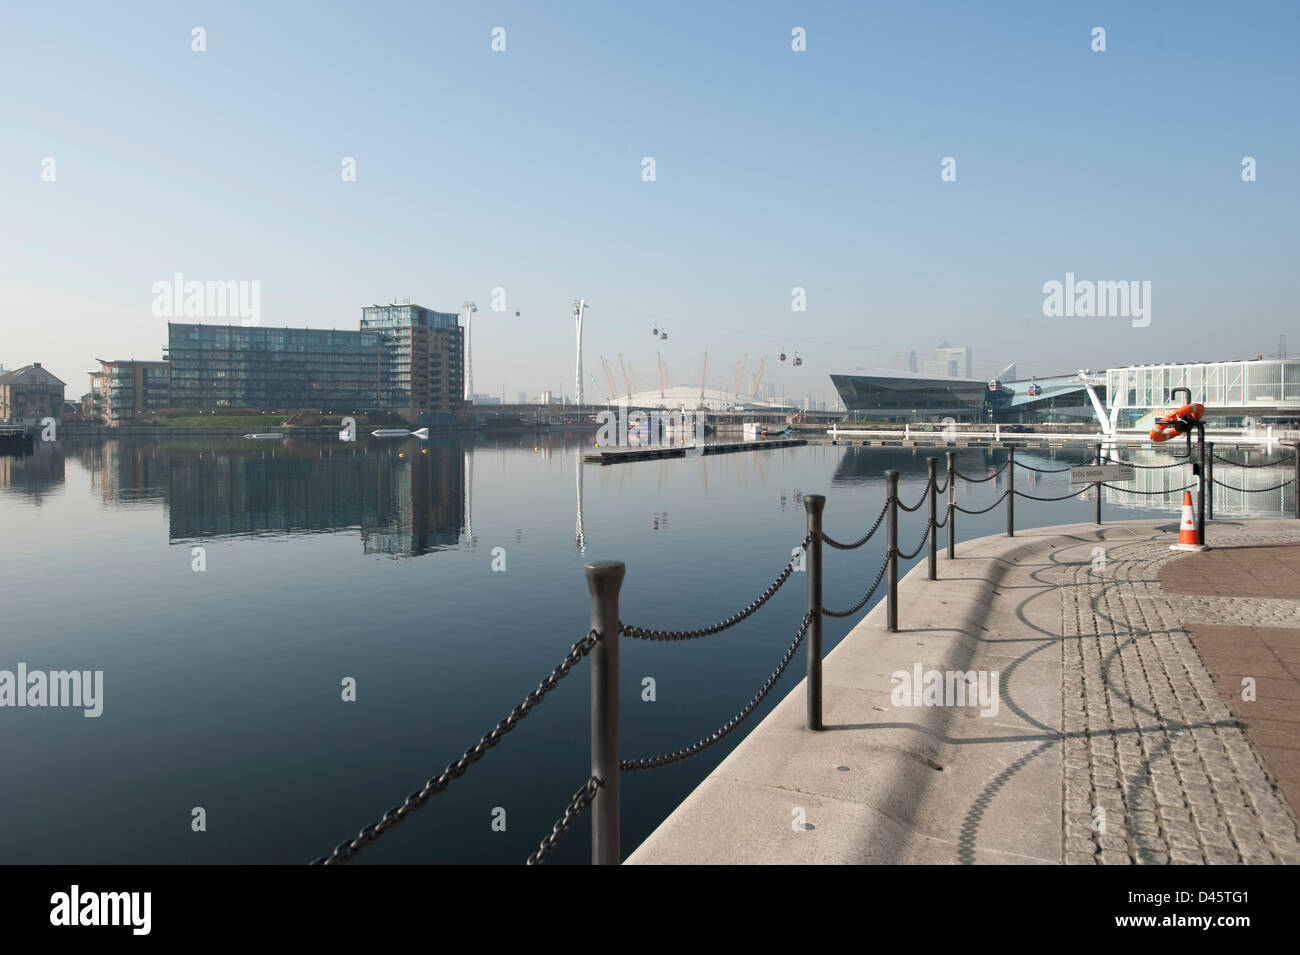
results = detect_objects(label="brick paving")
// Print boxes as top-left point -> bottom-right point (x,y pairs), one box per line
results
1158,543 -> 1300,821
1061,530 -> 1300,865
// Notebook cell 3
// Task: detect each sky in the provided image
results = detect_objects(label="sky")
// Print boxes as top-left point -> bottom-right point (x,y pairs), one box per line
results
1,1 -> 1296,403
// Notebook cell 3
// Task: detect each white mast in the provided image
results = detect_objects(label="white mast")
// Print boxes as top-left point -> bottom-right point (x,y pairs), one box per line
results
572,299 -> 588,405
462,300 -> 477,403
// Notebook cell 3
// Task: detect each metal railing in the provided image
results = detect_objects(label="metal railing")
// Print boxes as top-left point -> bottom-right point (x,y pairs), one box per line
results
313,440 -> 1299,866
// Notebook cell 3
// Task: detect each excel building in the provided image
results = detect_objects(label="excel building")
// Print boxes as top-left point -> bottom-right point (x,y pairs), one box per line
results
166,303 -> 463,414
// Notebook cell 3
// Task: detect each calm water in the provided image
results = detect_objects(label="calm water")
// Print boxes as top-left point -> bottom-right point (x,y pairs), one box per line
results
0,435 -> 1291,863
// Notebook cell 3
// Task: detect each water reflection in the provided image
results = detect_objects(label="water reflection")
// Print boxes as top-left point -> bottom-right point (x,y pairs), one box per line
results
2,436 -> 469,558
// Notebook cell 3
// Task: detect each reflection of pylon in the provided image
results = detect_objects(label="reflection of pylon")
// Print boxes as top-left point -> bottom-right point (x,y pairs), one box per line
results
1170,490 -> 1208,552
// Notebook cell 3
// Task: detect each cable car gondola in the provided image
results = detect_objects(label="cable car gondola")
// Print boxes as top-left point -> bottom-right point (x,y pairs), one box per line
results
792,354 -> 803,367
778,351 -> 787,362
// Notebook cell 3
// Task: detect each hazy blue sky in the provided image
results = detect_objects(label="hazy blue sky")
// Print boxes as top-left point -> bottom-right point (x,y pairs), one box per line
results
2,1 -> 1296,401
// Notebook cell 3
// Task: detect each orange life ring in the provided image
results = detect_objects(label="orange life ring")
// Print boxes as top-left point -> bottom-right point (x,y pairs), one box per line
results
1150,402 -> 1205,442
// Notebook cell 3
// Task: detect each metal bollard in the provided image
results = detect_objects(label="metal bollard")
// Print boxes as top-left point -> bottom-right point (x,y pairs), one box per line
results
1094,442 -> 1102,525
946,451 -> 956,559
1207,441 -> 1214,520
585,560 -> 624,865
1295,442 -> 1300,520
886,470 -> 899,632
804,494 -> 825,731
1006,446 -> 1015,537
926,458 -> 937,580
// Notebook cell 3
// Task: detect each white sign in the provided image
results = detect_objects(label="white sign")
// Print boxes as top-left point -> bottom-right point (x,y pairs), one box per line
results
1070,464 -> 1135,484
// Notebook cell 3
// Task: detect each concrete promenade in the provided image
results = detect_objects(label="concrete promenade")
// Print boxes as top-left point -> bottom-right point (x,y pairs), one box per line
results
626,518 -> 1300,864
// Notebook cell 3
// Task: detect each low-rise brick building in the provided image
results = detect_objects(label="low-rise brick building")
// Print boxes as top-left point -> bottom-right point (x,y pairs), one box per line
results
0,363 -> 66,426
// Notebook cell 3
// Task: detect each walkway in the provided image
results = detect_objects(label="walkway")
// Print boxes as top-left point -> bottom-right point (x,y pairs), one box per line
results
625,518 -> 1300,864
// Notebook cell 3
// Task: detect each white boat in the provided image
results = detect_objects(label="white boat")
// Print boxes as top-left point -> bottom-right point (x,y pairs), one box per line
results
370,427 -> 429,439
244,433 -> 284,440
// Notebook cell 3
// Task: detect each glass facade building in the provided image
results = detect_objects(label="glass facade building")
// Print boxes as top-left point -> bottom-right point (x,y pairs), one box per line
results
830,371 -> 1100,423
1105,358 -> 1300,427
165,305 -> 463,413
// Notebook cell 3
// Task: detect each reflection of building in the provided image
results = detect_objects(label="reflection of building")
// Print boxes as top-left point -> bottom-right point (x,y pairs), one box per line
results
1102,451 -> 1294,517
165,303 -> 464,414
361,444 -> 466,557
0,364 -> 66,425
0,440 -> 66,499
163,439 -> 465,557
1105,358 -> 1300,429
89,359 -> 171,424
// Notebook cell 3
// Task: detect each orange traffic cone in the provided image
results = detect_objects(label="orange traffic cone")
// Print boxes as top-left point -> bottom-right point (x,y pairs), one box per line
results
1170,490 -> 1208,552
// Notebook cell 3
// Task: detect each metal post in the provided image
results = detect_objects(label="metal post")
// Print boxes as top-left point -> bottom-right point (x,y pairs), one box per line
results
1196,423 -> 1207,543
886,470 -> 899,632
1094,442 -> 1102,525
1207,441 -> 1214,520
1295,442 -> 1300,520
585,560 -> 624,865
946,451 -> 956,559
804,494 -> 825,731
1006,446 -> 1015,537
926,458 -> 937,580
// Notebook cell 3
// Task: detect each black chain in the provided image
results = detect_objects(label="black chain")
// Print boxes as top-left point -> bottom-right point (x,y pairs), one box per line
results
896,520 -> 931,560
525,776 -> 601,865
934,474 -> 950,495
934,508 -> 949,529
954,461 -> 1008,483
619,536 -> 811,641
1211,477 -> 1295,493
1013,485 -> 1094,502
954,489 -> 1010,514
896,476 -> 933,512
1013,461 -> 1073,474
824,554 -> 890,618
824,499 -> 888,550
1099,456 -> 1188,470
1100,481 -> 1196,494
1212,451 -> 1297,468
310,630 -> 599,865
619,613 -> 812,771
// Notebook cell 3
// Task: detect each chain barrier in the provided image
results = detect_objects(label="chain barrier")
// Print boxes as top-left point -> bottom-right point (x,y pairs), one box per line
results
934,509 -> 949,529
1013,461 -> 1073,474
824,554 -> 890,619
1013,485 -> 1094,503
1211,477 -> 1295,493
896,520 -> 931,560
1100,481 -> 1196,495
954,489 -> 1010,514
824,499 -> 888,550
619,535 -> 812,642
934,474 -> 950,495
619,613 -> 813,771
310,630 -> 599,865
1212,451 -> 1297,469
1099,455 -> 1188,470
954,461 -> 1008,483
525,776 -> 601,865
896,476 -> 933,512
